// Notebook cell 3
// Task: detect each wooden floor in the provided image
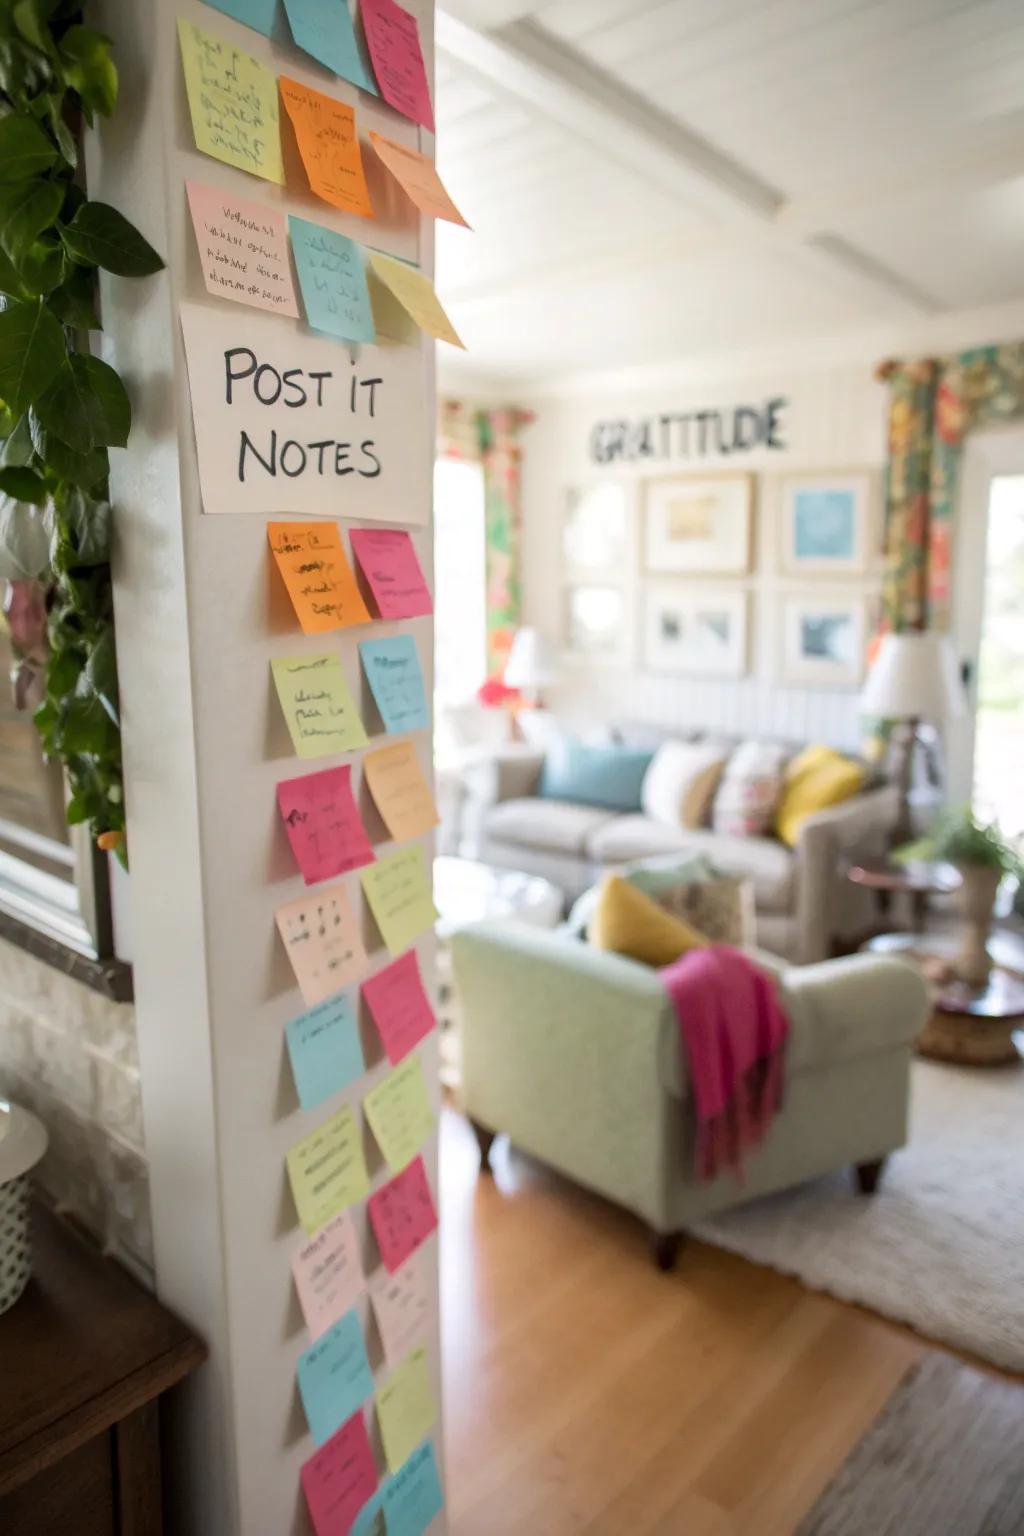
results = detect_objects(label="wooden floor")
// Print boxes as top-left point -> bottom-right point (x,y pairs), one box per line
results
440,1108 -> 926,1536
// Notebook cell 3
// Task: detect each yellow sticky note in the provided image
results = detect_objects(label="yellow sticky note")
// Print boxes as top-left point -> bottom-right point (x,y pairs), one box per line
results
286,1104 -> 370,1235
362,741 -> 438,844
363,1055 -> 433,1174
368,132 -> 469,227
360,846 -> 437,956
177,19 -> 284,185
376,1347 -> 437,1474
268,523 -> 371,635
367,252 -> 464,349
272,654 -> 368,759
279,75 -> 373,218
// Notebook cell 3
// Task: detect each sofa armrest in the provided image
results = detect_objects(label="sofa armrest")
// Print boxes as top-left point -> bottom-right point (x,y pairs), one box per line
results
792,784 -> 900,963
781,953 -> 929,1067
460,746 -> 545,810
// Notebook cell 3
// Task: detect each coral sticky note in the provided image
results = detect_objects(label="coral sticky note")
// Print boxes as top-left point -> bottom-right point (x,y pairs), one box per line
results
178,20 -> 284,184
279,75 -> 373,217
367,1154 -> 437,1275
362,950 -> 434,1065
367,252 -> 463,348
287,1104 -> 370,1235
369,1249 -> 430,1364
282,0 -> 378,93
359,636 -> 428,735
382,1440 -> 444,1536
360,846 -> 436,955
349,528 -> 432,619
292,1209 -> 367,1340
360,0 -> 434,132
362,741 -> 438,845
375,1346 -> 436,1474
301,1410 -> 379,1536
286,992 -> 365,1111
368,131 -> 468,226
276,883 -> 368,1007
297,1310 -> 375,1445
272,653 -> 368,759
186,181 -> 299,316
363,1055 -> 433,1174
268,523 -> 371,634
290,216 -> 376,344
202,0 -> 278,35
278,764 -> 374,884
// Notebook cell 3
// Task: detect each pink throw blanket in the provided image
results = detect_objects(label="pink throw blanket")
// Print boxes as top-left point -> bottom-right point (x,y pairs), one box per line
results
660,945 -> 789,1182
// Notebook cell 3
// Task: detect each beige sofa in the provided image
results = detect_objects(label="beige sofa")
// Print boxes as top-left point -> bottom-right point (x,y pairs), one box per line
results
459,742 -> 898,964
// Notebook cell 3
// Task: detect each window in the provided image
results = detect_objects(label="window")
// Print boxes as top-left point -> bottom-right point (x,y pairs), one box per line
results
433,457 -> 486,714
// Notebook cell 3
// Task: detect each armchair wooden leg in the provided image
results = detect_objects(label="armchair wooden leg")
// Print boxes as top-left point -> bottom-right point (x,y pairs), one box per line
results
854,1157 -> 887,1195
651,1229 -> 685,1272
468,1117 -> 497,1174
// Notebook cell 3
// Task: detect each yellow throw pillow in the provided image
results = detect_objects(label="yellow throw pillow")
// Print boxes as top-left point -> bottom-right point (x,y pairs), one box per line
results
775,745 -> 865,847
589,874 -> 709,967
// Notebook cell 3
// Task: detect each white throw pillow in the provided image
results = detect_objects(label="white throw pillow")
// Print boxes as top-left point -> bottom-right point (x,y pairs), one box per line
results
641,740 -> 729,830
712,740 -> 787,836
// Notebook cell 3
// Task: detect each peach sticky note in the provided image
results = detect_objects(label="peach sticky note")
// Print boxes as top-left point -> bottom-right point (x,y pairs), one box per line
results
268,522 -> 371,635
275,883 -> 368,1006
375,1346 -> 437,1474
360,0 -> 434,132
369,1250 -> 431,1365
178,19 -> 284,184
360,845 -> 436,956
368,131 -> 468,226
367,1154 -> 437,1275
363,1054 -> 434,1174
278,764 -> 374,884
186,181 -> 299,316
367,251 -> 464,348
287,1104 -> 370,1234
362,741 -> 438,845
301,1411 -> 379,1536
292,1209 -> 367,1340
362,950 -> 435,1065
279,75 -> 373,218
349,528 -> 432,619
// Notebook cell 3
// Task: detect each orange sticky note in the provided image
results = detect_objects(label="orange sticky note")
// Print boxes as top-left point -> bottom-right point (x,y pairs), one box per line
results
279,75 -> 373,218
362,740 -> 438,844
268,522 -> 371,634
368,132 -> 469,227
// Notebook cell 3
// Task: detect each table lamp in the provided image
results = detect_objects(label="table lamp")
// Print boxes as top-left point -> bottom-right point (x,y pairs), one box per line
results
504,627 -> 559,708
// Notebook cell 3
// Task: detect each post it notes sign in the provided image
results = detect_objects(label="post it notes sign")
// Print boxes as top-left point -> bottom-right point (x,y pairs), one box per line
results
301,1409 -> 379,1536
375,1346 -> 437,1474
350,528 -> 432,619
297,1310 -> 374,1445
292,1210 -> 366,1340
367,252 -> 464,348
367,1154 -> 437,1274
286,992 -> 365,1110
361,0 -> 434,132
361,846 -> 436,955
289,217 -> 376,345
287,1104 -> 370,1234
280,76 -> 373,218
186,182 -> 299,317
282,0 -> 378,94
363,1055 -> 433,1174
268,523 -> 370,634
362,950 -> 435,1065
178,20 -> 284,184
272,654 -> 367,757
278,764 -> 374,884
369,132 -> 469,227
276,883 -> 367,1006
360,636 -> 428,734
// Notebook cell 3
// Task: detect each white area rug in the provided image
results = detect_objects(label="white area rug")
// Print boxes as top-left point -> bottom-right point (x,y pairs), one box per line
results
693,1060 -> 1024,1372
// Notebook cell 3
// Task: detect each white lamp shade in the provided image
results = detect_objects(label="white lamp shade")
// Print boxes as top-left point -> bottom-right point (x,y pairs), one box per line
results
504,628 -> 559,689
859,632 -> 966,721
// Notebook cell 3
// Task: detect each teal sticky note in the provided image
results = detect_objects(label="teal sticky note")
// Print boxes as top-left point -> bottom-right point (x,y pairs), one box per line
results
297,1310 -> 374,1446
285,993 -> 365,1111
290,216 -> 377,344
203,0 -> 279,36
359,636 -> 428,734
383,1441 -> 444,1536
282,0 -> 379,93
350,1490 -> 385,1536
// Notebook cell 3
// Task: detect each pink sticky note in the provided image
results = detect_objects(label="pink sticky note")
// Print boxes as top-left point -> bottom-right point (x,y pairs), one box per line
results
185,180 -> 300,317
292,1210 -> 367,1341
349,529 -> 432,620
362,951 -> 435,1065
369,1249 -> 431,1367
301,1411 -> 378,1536
360,0 -> 434,133
367,1154 -> 438,1274
277,765 -> 374,885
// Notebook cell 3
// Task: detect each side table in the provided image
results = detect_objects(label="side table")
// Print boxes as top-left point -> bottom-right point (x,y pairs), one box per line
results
846,857 -> 960,935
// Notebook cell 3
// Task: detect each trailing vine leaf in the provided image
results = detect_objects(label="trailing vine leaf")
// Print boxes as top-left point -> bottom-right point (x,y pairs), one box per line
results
0,463 -> 46,502
0,412 -> 34,466
47,262 -> 99,326
0,297 -> 65,411
15,233 -> 65,294
0,113 -> 58,179
60,200 -> 162,277
0,177 -> 64,261
35,352 -> 130,451
59,26 -> 118,121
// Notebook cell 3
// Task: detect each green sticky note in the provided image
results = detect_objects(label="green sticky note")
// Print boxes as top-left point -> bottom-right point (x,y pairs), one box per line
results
272,654 -> 368,758
178,18 -> 284,184
363,1054 -> 433,1175
360,845 -> 436,956
286,1104 -> 370,1234
375,1348 -> 437,1474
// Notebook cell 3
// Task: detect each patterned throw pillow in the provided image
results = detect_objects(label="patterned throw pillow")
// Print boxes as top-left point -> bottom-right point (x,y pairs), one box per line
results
656,874 -> 756,948
712,740 -> 787,837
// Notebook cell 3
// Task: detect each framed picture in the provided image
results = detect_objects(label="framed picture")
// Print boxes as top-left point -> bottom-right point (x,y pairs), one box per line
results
780,594 -> 865,687
642,584 -> 747,677
644,474 -> 752,574
564,583 -> 625,658
780,474 -> 869,574
563,484 -> 628,576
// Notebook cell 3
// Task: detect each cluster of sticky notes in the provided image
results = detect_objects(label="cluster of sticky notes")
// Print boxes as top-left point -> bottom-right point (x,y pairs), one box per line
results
269,522 -> 432,632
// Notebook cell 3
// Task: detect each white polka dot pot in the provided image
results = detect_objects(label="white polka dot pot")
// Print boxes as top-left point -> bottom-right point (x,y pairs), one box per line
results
0,1100 -> 48,1317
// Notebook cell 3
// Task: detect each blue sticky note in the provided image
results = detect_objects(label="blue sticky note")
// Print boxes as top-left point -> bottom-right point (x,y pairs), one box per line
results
282,0 -> 379,93
290,216 -> 377,345
350,1490 -> 385,1536
202,0 -> 279,36
285,993 -> 365,1111
359,636 -> 428,734
297,1310 -> 375,1446
383,1441 -> 444,1536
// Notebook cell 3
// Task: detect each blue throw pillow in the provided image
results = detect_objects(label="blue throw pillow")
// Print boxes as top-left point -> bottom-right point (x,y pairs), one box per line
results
538,738 -> 654,813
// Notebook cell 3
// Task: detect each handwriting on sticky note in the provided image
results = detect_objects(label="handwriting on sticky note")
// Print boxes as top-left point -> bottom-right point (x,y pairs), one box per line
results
376,1346 -> 436,1474
359,636 -> 428,734
178,20 -> 284,184
202,0 -> 278,36
286,992 -> 365,1111
360,846 -> 436,955
282,0 -> 378,92
268,522 -> 371,634
362,741 -> 438,845
279,75 -> 373,217
361,0 -> 434,132
278,764 -> 374,884
287,1104 -> 370,1234
362,951 -> 434,1065
301,1408 -> 379,1536
349,529 -> 432,619
272,653 -> 368,759
368,1154 -> 437,1275
367,252 -> 464,348
186,181 -> 299,316
292,1209 -> 366,1340
276,883 -> 368,1006
363,1055 -> 433,1174
368,132 -> 468,226
297,1310 -> 375,1445
290,217 -> 376,344
370,1249 -> 430,1364
383,1440 -> 444,1536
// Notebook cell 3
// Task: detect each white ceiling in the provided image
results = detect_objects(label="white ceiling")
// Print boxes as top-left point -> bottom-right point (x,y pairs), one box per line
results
432,0 -> 1024,386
